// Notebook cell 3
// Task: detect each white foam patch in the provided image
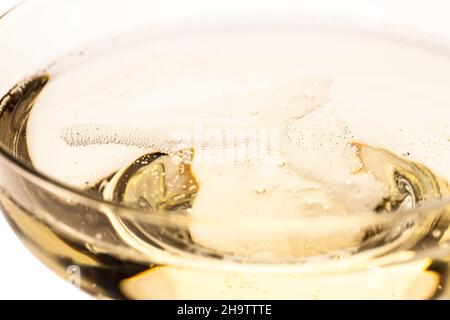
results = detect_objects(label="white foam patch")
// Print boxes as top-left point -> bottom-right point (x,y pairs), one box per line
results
188,77 -> 387,257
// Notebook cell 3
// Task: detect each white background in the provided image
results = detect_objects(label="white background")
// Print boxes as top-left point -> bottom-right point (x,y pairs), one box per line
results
1,0 -> 450,300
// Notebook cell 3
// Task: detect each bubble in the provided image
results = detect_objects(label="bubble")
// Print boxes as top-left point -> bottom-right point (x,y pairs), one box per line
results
432,229 -> 442,238
60,123 -> 177,153
401,152 -> 410,157
94,233 -> 103,240
256,187 -> 267,194
303,89 -> 314,100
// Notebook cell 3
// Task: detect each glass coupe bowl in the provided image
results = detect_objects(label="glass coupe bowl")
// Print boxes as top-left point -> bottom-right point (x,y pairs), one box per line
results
1,0 -> 450,299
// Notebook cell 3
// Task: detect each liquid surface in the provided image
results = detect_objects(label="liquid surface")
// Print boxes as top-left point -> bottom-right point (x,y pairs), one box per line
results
1,24 -> 450,299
